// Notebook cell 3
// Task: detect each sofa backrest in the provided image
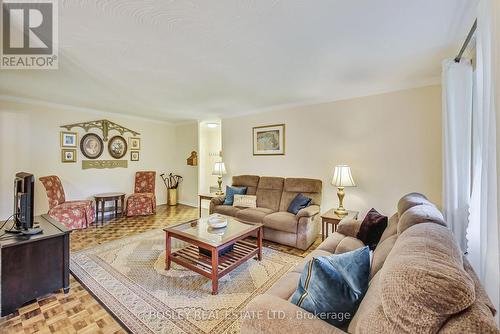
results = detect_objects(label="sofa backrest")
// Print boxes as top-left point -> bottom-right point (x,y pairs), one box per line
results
232,175 -> 260,195
349,192 -> 498,333
278,178 -> 322,212
256,177 -> 284,211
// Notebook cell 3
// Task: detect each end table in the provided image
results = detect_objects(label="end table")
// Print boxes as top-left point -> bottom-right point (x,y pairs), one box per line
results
321,209 -> 359,241
198,193 -> 224,218
94,192 -> 126,226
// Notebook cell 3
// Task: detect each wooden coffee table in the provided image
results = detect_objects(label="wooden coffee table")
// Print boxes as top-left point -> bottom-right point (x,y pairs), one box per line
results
164,216 -> 263,295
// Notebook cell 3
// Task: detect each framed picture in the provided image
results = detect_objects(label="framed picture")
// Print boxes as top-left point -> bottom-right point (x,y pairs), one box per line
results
108,135 -> 128,159
60,131 -> 78,147
80,133 -> 104,159
253,124 -> 285,155
130,150 -> 140,161
61,149 -> 77,163
129,137 -> 141,150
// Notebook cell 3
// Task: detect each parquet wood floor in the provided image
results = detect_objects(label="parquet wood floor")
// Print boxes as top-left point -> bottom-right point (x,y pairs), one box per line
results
0,204 -> 320,333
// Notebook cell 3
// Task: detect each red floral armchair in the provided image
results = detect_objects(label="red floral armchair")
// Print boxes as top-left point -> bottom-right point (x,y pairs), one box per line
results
126,171 -> 157,217
39,175 -> 95,229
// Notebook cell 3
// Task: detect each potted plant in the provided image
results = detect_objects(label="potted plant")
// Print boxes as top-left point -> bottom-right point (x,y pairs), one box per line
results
160,173 -> 183,206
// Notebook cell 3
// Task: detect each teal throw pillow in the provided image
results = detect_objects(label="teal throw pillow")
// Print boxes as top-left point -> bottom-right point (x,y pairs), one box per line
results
223,186 -> 247,205
290,246 -> 370,327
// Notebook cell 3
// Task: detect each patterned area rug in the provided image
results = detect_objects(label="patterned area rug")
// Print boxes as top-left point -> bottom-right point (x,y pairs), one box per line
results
70,229 -> 302,334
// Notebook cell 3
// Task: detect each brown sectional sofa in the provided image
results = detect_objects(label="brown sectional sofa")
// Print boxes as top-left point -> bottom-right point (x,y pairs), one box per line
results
209,175 -> 322,250
241,193 -> 499,334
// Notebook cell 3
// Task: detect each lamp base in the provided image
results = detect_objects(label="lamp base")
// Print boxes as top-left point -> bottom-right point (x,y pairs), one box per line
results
216,176 -> 224,195
334,208 -> 348,217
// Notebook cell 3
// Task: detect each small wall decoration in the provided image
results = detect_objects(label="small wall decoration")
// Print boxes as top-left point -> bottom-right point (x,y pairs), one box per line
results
81,133 -> 104,159
130,150 -> 140,161
253,124 -> 285,155
61,149 -> 77,163
82,160 -> 128,169
129,137 -> 141,150
60,131 -> 78,147
108,135 -> 128,159
187,151 -> 198,166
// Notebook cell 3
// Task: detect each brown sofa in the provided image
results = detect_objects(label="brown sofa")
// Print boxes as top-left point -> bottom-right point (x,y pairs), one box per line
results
209,175 -> 322,250
241,193 -> 499,333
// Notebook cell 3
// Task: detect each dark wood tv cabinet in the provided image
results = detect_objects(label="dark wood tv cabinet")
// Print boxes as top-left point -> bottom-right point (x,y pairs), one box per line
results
0,215 -> 70,316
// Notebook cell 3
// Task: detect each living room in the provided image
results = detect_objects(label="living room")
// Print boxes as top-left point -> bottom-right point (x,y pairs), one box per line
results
0,1 -> 499,333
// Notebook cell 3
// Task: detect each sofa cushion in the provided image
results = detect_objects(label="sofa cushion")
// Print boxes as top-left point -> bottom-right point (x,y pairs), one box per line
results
370,234 -> 397,279
316,232 -> 346,253
223,186 -> 247,205
379,212 -> 398,243
232,175 -> 260,195
292,250 -> 332,273
438,301 -> 500,334
266,271 -> 302,300
235,207 -> 273,223
212,205 -> 241,217
287,193 -> 312,214
290,247 -> 370,327
279,178 -> 322,211
349,271 -> 383,333
378,223 -> 475,333
397,203 -> 446,235
263,211 -> 298,234
335,236 -> 365,254
256,177 -> 284,211
397,192 -> 429,216
357,208 -> 388,250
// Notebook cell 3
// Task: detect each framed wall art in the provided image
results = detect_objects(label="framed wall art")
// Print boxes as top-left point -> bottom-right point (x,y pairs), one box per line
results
80,133 -> 104,159
129,137 -> 141,150
61,149 -> 77,163
108,135 -> 128,159
60,131 -> 78,147
252,124 -> 285,156
130,150 -> 140,161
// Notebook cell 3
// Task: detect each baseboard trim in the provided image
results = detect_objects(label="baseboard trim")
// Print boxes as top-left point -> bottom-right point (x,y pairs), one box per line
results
178,201 -> 198,208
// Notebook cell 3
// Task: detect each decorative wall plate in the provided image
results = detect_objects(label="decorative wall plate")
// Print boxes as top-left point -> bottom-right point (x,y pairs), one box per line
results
108,135 -> 128,159
80,133 -> 104,159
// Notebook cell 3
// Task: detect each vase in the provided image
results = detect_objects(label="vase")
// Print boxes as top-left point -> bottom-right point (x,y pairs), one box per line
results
168,188 -> 177,206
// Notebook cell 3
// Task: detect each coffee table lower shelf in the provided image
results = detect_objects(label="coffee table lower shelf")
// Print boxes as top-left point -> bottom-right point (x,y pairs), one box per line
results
165,226 -> 263,295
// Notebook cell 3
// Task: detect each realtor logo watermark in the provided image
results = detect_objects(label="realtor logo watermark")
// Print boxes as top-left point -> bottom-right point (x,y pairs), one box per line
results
1,0 -> 58,69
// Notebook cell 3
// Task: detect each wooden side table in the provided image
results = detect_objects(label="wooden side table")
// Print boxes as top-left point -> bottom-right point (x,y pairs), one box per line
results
94,192 -> 126,225
320,209 -> 359,241
198,193 -> 224,218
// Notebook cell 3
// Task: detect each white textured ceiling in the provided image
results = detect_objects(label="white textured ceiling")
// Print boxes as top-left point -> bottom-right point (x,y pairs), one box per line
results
0,0 -> 477,122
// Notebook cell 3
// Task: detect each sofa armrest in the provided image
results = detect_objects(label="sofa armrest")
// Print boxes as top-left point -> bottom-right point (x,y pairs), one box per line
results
336,218 -> 362,238
209,196 -> 225,214
297,205 -> 320,218
241,294 -> 347,334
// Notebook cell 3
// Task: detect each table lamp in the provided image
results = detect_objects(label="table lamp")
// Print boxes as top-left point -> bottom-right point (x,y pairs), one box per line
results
212,162 -> 227,195
332,165 -> 356,216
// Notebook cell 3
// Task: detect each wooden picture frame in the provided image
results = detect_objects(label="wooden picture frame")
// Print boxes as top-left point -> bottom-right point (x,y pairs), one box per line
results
130,150 -> 140,161
60,131 -> 78,147
252,124 -> 285,155
80,133 -> 104,159
61,149 -> 77,163
129,137 -> 141,150
108,135 -> 128,159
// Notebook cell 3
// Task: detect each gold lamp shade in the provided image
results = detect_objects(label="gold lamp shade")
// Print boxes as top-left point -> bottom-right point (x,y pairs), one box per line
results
332,165 -> 356,216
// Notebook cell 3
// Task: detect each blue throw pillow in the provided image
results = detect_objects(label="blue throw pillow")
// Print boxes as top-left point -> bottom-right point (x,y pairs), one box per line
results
290,246 -> 370,327
223,186 -> 247,205
287,193 -> 312,214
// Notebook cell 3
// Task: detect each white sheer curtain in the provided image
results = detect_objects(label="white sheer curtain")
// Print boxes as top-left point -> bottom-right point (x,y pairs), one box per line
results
467,0 -> 500,324
442,59 -> 473,252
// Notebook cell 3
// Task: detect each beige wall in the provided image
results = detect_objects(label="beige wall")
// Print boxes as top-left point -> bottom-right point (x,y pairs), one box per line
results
172,122 -> 199,206
0,101 -> 177,218
198,122 -> 222,195
222,85 -> 442,217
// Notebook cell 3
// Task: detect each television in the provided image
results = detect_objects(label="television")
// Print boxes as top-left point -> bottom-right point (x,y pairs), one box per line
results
11,172 -> 42,235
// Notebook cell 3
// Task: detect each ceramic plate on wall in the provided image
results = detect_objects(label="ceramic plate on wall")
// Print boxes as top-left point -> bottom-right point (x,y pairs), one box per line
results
108,135 -> 128,159
80,133 -> 104,159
